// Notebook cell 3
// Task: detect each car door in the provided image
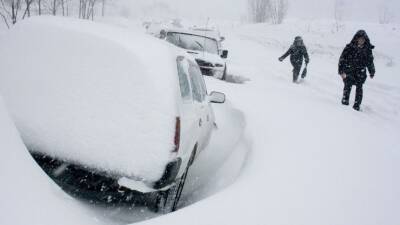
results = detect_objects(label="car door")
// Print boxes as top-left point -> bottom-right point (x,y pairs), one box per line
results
193,64 -> 214,146
176,56 -> 201,164
196,68 -> 214,145
187,60 -> 210,151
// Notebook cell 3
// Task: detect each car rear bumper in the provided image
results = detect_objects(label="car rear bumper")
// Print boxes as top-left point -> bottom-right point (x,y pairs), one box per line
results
31,152 -> 181,205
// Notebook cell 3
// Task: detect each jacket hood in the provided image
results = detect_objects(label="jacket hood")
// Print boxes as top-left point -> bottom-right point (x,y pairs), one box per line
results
293,36 -> 304,47
350,30 -> 375,49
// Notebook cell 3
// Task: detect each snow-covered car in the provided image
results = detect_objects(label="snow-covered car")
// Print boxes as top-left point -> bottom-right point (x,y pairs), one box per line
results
149,25 -> 229,80
0,17 -> 225,212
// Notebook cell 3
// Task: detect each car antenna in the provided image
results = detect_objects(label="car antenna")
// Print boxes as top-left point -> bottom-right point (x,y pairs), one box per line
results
203,17 -> 210,57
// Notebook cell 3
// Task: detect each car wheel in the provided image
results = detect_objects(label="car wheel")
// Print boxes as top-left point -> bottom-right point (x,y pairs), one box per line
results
154,184 -> 176,213
154,147 -> 196,213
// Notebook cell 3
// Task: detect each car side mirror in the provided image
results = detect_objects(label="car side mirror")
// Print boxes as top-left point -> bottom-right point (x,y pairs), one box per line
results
209,91 -> 225,104
220,36 -> 225,42
221,50 -> 228,59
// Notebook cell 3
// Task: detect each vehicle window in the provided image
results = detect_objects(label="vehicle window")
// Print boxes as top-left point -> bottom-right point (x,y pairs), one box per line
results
188,61 -> 206,102
198,74 -> 208,97
166,32 -> 219,55
195,65 -> 208,96
189,62 -> 207,96
176,57 -> 192,102
167,33 -> 179,46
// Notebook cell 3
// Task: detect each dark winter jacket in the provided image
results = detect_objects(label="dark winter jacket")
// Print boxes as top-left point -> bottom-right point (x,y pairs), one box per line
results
280,37 -> 310,67
338,30 -> 375,78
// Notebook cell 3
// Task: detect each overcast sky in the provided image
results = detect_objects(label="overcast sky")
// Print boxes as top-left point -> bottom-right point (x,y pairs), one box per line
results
117,0 -> 399,23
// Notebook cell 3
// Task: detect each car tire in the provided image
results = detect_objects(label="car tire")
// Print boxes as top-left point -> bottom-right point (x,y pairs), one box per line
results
154,146 -> 196,213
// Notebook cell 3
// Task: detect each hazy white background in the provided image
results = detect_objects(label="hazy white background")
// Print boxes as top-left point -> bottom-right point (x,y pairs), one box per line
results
115,0 -> 399,23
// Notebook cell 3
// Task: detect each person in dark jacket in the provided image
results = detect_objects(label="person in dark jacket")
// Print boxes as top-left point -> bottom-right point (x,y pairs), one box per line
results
279,36 -> 310,83
338,30 -> 375,111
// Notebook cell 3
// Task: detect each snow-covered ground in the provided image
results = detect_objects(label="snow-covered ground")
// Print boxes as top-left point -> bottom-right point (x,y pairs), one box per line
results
0,97 -> 109,225
137,19 -> 400,225
1,18 -> 399,225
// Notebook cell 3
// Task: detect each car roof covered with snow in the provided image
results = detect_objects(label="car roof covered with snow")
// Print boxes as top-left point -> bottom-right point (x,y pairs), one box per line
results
167,28 -> 221,40
146,23 -> 222,41
0,16 -> 188,182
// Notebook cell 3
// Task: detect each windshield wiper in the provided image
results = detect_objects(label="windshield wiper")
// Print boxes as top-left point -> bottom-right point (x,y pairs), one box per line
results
194,41 -> 204,51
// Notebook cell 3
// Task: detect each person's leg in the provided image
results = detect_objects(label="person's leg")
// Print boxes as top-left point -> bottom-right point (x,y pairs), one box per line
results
301,66 -> 307,79
354,82 -> 364,111
342,78 -> 352,105
292,65 -> 301,83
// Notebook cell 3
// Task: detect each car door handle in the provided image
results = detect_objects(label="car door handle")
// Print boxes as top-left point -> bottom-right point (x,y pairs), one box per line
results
199,118 -> 202,127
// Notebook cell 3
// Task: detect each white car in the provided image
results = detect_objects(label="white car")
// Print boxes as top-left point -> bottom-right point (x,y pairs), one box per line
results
148,25 -> 229,80
0,17 -> 225,213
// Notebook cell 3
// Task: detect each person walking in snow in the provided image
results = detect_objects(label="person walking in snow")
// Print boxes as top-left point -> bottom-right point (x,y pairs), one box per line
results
279,36 -> 310,83
338,30 -> 375,111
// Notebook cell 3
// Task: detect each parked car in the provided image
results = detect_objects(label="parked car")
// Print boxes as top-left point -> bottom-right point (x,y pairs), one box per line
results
147,24 -> 229,80
0,17 -> 225,213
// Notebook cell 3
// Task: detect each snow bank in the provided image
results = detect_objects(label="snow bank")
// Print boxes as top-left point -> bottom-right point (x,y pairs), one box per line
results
0,16 -> 182,182
0,97 -> 106,225
180,98 -> 249,207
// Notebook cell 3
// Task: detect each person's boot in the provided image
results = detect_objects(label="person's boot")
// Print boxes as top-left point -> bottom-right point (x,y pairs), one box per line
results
293,73 -> 299,83
293,75 -> 299,83
342,85 -> 351,106
353,104 -> 360,111
354,84 -> 363,110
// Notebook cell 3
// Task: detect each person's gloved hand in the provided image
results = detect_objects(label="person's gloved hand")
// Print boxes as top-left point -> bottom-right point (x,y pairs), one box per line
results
278,57 -> 283,62
370,73 -> 375,79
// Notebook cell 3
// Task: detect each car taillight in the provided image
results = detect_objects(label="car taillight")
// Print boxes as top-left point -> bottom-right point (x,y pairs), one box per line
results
173,117 -> 180,152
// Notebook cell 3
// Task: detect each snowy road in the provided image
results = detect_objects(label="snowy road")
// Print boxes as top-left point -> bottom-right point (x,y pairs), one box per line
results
133,21 -> 400,225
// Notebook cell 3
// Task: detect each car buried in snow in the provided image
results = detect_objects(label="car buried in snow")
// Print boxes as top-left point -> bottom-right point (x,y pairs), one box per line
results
0,17 -> 226,213
148,25 -> 229,80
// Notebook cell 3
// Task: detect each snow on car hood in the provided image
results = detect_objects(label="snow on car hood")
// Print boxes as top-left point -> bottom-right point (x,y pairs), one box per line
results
0,17 -> 181,182
187,50 -> 225,66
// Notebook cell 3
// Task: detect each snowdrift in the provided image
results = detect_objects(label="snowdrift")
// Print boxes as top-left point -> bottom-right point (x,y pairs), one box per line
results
0,97 -> 106,225
0,16 -> 182,182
